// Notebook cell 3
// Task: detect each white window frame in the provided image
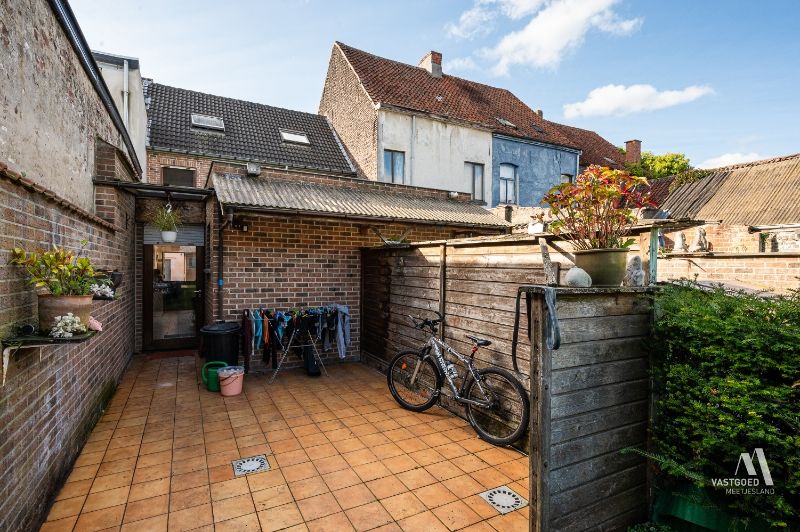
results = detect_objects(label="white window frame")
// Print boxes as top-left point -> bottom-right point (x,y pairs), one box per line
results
499,163 -> 518,204
465,162 -> 485,202
384,149 -> 405,184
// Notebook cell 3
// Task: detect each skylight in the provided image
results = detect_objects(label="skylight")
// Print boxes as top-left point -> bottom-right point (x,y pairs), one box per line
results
280,129 -> 310,145
191,113 -> 225,131
496,117 -> 516,128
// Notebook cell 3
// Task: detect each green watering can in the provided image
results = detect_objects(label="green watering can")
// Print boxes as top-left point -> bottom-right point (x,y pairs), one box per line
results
202,361 -> 228,392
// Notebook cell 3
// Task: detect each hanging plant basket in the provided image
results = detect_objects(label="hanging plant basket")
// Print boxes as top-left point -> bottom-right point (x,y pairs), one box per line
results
150,202 -> 182,244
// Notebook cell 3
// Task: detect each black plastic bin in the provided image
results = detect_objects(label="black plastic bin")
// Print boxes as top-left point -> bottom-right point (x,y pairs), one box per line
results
200,321 -> 241,366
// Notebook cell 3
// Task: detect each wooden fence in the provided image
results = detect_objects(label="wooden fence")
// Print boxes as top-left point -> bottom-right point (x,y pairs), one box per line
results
360,237 -> 653,532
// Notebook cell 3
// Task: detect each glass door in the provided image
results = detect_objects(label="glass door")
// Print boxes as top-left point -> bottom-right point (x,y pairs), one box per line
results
143,245 -> 204,350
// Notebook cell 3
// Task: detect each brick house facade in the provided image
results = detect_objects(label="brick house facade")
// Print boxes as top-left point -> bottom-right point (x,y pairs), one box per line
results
0,2 -> 142,529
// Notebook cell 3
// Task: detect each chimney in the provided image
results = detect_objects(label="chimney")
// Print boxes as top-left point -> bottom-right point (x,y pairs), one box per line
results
504,205 -> 514,222
535,109 -> 543,118
625,139 -> 642,165
418,51 -> 442,78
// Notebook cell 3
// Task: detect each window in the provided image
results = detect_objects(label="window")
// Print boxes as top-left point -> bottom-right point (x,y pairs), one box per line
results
465,162 -> 484,202
383,150 -> 405,184
279,129 -> 310,145
162,167 -> 195,187
190,113 -> 224,131
499,163 -> 517,204
560,173 -> 574,184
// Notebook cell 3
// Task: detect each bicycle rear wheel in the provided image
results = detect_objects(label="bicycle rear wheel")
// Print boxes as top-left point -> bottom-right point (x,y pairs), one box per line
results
387,351 -> 442,412
464,367 -> 529,445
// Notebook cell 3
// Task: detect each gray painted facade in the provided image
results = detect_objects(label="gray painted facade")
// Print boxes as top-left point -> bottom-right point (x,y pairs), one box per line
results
491,135 -> 580,207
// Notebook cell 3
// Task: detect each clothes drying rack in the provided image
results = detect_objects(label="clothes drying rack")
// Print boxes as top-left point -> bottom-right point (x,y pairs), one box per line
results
268,315 -> 329,383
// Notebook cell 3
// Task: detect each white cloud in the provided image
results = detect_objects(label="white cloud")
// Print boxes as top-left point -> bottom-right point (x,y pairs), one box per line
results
698,152 -> 766,169
445,2 -> 497,40
497,0 -> 547,19
481,0 -> 643,74
445,57 -> 480,72
563,83 -> 714,118
445,0 -> 547,40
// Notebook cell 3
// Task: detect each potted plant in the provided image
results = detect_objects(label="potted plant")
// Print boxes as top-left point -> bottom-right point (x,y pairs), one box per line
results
542,165 -> 652,286
8,241 -> 102,332
151,204 -> 182,243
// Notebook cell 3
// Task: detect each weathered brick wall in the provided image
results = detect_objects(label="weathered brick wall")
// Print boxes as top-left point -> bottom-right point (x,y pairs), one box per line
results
146,151 -> 215,187
663,224 -> 759,253
210,212 -> 490,371
319,44 -> 378,180
0,173 -> 136,532
0,0 -> 135,212
658,253 -> 800,293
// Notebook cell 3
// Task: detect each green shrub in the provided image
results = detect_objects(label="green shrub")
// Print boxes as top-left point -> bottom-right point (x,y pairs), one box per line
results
650,284 -> 800,528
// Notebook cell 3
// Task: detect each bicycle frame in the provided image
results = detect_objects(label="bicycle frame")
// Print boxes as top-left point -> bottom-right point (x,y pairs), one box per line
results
415,334 -> 494,408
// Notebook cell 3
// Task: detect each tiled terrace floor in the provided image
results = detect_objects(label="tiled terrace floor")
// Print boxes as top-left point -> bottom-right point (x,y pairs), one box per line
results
42,356 -> 529,532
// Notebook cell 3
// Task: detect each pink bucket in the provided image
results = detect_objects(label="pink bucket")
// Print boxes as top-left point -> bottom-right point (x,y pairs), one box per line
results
218,366 -> 244,396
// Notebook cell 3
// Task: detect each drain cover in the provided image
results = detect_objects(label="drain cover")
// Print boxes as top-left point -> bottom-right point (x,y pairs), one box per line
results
232,455 -> 270,476
479,485 -> 528,514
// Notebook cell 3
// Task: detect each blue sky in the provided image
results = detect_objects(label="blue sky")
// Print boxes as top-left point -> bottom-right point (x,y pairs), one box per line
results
71,0 -> 800,168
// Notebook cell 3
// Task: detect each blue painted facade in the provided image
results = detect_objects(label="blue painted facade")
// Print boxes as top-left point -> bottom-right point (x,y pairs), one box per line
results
491,135 -> 580,207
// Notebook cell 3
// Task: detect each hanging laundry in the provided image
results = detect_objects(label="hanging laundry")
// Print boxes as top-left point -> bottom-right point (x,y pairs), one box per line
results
331,304 -> 350,359
241,309 -> 253,361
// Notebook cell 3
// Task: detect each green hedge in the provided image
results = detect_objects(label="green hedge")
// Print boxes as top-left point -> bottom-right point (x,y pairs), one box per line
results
650,284 -> 799,528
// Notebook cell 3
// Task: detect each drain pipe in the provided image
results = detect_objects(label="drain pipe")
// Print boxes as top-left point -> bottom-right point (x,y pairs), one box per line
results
122,59 -> 129,128
217,208 -> 233,321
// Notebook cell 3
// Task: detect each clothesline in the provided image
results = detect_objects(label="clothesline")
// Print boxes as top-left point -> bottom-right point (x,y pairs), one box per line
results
241,304 -> 350,372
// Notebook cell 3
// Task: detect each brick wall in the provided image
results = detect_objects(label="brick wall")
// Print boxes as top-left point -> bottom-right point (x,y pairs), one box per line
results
146,151 -> 214,187
208,210 -> 492,371
663,224 -> 760,253
0,172 -> 136,532
319,44 -> 378,180
658,253 -> 800,293
0,0 -> 135,212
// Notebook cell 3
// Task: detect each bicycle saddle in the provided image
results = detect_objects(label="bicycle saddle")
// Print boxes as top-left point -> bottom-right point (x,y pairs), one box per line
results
465,335 -> 491,347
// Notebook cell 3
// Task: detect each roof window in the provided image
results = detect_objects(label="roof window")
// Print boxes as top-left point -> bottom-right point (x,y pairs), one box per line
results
496,117 -> 516,128
280,129 -> 310,145
191,113 -> 225,131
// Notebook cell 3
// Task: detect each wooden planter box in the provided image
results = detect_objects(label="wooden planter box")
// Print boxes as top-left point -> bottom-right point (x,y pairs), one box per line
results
524,286 -> 654,532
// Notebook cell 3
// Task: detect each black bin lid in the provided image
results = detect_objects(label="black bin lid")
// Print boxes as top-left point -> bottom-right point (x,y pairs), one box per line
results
200,321 -> 241,335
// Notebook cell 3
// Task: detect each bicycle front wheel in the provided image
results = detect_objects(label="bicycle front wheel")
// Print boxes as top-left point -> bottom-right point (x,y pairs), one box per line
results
387,351 -> 442,412
464,367 -> 529,445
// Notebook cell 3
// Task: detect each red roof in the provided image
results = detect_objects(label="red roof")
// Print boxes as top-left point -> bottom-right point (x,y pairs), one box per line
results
335,42 -> 578,150
547,121 -> 624,169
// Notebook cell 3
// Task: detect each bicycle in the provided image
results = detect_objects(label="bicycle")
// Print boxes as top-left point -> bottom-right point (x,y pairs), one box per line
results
386,312 -> 530,446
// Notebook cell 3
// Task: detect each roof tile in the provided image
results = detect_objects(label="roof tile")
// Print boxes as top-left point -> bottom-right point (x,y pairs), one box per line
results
145,82 -> 355,175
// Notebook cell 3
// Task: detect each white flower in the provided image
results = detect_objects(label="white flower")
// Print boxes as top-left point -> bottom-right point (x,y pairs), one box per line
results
91,283 -> 115,298
50,313 -> 88,338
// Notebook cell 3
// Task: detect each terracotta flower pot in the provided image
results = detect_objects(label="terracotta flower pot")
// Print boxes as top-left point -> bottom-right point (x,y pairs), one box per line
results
38,295 -> 93,333
572,249 -> 629,287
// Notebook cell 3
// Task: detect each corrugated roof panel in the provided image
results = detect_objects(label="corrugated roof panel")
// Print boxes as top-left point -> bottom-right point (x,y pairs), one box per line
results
652,154 -> 800,225
212,174 -> 510,228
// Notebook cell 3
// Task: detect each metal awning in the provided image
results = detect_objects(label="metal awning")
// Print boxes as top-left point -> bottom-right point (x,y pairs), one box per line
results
92,179 -> 214,201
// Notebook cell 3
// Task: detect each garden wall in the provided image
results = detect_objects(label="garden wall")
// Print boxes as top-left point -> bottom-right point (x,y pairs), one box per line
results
360,237 -> 653,531
0,168 -> 137,532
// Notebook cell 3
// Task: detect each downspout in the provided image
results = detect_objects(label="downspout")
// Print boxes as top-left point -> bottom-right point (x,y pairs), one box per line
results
409,115 -> 416,185
122,60 -> 129,129
217,208 -> 233,321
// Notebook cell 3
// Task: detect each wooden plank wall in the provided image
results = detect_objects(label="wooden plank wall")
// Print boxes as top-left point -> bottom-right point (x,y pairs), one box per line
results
536,292 -> 652,532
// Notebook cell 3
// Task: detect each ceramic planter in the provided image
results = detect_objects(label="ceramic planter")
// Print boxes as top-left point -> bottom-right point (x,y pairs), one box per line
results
572,248 -> 629,287
161,230 -> 177,243
38,294 -> 93,332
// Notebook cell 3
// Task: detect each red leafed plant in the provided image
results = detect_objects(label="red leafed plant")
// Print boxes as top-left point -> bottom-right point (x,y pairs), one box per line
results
542,165 -> 653,250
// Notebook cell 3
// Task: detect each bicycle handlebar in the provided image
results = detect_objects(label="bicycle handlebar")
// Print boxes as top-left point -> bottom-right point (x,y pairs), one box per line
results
408,313 -> 444,331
